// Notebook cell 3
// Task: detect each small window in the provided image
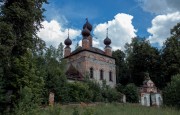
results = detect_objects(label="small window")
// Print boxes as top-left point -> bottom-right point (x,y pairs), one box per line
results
100,69 -> 103,80
90,67 -> 93,78
109,71 -> 112,81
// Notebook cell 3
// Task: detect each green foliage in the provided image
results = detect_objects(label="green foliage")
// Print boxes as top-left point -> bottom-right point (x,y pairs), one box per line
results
14,87 -> 42,115
125,37 -> 162,87
83,108 -> 94,115
84,79 -> 103,102
171,23 -> 180,36
73,107 -> 80,115
45,47 -> 68,103
46,106 -> 61,115
163,74 -> 180,108
57,42 -> 64,61
100,81 -> 123,103
102,87 -> 122,103
0,0 -> 47,113
112,49 -> 129,85
37,103 -> 180,115
67,82 -> 93,102
161,32 -> 180,84
116,83 -> 139,103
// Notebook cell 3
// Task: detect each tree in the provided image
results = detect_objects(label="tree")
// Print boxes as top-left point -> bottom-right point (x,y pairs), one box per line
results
116,83 -> 139,103
161,23 -> 180,85
0,0 -> 47,113
125,37 -> 162,87
171,22 -> 180,36
163,74 -> 180,108
112,49 -> 129,85
56,42 -> 64,61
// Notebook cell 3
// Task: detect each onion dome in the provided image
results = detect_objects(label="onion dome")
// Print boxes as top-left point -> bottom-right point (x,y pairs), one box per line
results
64,37 -> 72,46
81,27 -> 90,37
104,28 -> 111,46
64,29 -> 72,46
83,18 -> 92,31
104,37 -> 111,46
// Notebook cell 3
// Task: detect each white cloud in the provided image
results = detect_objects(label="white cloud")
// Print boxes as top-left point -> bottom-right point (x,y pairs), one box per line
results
38,13 -> 137,51
138,0 -> 180,14
93,13 -> 137,50
147,12 -> 180,46
37,20 -> 81,49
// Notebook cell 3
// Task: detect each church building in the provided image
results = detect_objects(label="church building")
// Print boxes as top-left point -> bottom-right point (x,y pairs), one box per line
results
63,19 -> 116,87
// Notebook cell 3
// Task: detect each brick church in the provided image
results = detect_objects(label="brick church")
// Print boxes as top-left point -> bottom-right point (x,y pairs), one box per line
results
64,19 -> 116,87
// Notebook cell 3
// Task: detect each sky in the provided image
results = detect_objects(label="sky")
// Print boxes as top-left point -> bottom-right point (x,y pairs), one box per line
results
37,0 -> 180,51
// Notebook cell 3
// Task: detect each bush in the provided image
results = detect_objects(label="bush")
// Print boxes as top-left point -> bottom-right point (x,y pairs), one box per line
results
99,80 -> 123,103
67,82 -> 93,102
13,87 -> 41,115
163,74 -> 180,108
85,79 -> 103,102
101,86 -> 123,103
61,79 -> 123,103
116,83 -> 139,103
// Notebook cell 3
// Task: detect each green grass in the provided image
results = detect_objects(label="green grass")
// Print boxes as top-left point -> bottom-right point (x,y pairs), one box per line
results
38,103 -> 180,115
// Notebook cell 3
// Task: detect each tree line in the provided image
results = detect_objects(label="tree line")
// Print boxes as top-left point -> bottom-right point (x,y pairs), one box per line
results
0,0 -> 180,114
113,24 -> 180,89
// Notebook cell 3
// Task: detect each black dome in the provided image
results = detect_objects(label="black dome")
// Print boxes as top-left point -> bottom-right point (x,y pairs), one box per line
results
83,20 -> 92,31
64,37 -> 72,46
82,27 -> 90,37
104,37 -> 111,46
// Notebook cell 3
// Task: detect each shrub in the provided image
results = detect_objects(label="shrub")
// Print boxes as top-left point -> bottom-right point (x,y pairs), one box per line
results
85,79 -> 103,102
13,87 -> 41,115
163,74 -> 180,108
100,81 -> 123,103
116,83 -> 139,103
67,82 -> 93,102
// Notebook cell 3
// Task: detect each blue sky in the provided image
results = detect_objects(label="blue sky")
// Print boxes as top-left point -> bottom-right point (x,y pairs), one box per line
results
38,0 -> 180,50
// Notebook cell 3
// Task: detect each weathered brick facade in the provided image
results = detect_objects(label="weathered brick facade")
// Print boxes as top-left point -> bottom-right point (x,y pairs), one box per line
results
64,19 -> 116,87
66,50 -> 116,87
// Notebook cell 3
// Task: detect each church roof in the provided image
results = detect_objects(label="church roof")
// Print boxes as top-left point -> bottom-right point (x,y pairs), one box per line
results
66,64 -> 84,81
64,46 -> 115,59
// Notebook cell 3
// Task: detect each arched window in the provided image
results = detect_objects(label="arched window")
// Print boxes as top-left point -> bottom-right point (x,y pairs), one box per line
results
109,71 -> 112,81
100,69 -> 103,80
90,67 -> 93,78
